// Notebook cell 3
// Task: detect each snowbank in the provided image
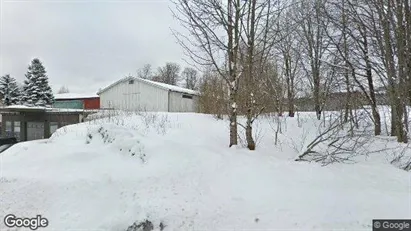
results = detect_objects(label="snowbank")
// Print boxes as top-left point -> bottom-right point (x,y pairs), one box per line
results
0,112 -> 410,230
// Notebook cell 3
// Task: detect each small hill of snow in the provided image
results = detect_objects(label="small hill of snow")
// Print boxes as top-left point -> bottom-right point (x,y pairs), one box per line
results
0,112 -> 410,230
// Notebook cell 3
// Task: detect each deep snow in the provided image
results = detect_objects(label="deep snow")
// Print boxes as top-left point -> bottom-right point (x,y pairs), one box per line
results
0,112 -> 410,230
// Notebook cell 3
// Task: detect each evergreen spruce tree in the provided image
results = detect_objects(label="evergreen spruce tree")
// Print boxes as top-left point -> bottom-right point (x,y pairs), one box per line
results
21,58 -> 54,106
0,74 -> 21,106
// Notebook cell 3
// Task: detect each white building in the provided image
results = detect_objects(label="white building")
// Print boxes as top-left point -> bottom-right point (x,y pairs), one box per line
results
97,77 -> 199,112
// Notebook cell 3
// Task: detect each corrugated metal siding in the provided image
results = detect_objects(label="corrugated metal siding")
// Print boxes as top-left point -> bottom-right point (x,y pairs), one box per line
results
53,100 -> 84,109
83,98 -> 100,109
169,92 -> 198,112
99,79 -> 169,111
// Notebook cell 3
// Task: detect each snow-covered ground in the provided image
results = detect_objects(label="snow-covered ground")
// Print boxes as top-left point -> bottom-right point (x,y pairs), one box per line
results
0,111 -> 410,230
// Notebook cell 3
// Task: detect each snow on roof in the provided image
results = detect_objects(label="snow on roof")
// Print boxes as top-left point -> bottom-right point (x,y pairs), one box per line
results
1,105 -> 98,113
139,78 -> 200,95
49,108 -> 99,113
4,105 -> 50,110
98,76 -> 200,96
54,93 -> 99,100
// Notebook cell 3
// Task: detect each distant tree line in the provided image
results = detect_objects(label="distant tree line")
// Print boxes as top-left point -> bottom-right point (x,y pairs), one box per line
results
0,58 -> 54,107
57,85 -> 70,94
136,63 -> 199,90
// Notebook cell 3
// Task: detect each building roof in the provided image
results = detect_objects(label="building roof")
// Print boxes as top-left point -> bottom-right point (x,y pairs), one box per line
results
54,93 -> 99,100
0,105 -> 98,114
97,76 -> 200,96
2,105 -> 51,111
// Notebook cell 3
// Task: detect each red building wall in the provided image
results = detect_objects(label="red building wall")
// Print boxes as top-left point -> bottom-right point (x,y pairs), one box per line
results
83,97 -> 100,109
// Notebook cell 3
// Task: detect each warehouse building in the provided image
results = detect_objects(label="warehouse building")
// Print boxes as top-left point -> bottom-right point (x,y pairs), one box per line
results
53,93 -> 100,110
98,76 -> 199,112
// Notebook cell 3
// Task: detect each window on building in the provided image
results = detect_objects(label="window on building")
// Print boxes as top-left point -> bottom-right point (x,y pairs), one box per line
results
182,94 -> 193,99
14,121 -> 20,140
129,80 -> 134,84
5,121 -> 12,137
50,122 -> 59,134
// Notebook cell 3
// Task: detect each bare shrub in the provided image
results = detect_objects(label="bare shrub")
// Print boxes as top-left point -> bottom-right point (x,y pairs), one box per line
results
125,220 -> 166,231
142,113 -> 159,129
156,115 -> 170,135
84,107 -> 171,135
126,220 -> 154,231
50,125 -> 69,139
85,109 -> 123,123
238,119 -> 264,149
295,112 -> 376,166
198,69 -> 228,119
388,143 -> 411,171
290,126 -> 310,154
266,113 -> 287,146
134,109 -> 170,135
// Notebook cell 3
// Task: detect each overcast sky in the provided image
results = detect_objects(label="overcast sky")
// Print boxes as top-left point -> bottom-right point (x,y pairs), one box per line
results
0,0 -> 186,94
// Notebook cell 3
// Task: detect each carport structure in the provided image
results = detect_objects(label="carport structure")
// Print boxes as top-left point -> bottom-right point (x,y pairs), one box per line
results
0,106 -> 94,142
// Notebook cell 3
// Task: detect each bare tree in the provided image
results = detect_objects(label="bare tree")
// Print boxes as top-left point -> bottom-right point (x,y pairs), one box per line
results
295,0 -> 331,120
172,0 -> 243,147
371,0 -> 408,143
321,0 -> 383,135
57,86 -> 69,94
261,60 -> 284,113
173,0 -> 410,148
240,0 -> 262,150
157,62 -> 181,85
406,0 -> 411,105
276,7 -> 302,117
198,67 -> 227,118
182,67 -> 199,90
237,0 -> 288,150
137,64 -> 153,79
